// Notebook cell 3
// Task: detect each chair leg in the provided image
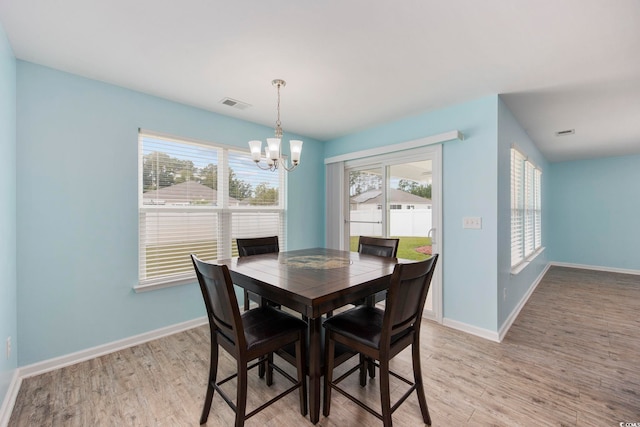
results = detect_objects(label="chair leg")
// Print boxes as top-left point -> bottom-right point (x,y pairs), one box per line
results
244,290 -> 250,311
412,342 -> 431,426
367,356 -> 376,379
364,296 -> 376,379
200,339 -> 218,424
266,352 -> 274,386
379,358 -> 393,427
296,335 -> 308,416
235,360 -> 248,427
359,353 -> 367,387
258,355 -> 266,379
323,336 -> 335,416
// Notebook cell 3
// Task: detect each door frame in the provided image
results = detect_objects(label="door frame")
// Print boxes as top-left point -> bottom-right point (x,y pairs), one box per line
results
341,144 -> 443,323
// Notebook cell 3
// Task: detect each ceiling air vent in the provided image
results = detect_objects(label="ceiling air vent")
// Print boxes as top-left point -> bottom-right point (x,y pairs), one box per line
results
220,97 -> 251,110
555,129 -> 575,136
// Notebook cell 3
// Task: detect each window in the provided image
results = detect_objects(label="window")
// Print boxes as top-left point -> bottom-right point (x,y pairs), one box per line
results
511,147 -> 542,269
138,131 -> 286,290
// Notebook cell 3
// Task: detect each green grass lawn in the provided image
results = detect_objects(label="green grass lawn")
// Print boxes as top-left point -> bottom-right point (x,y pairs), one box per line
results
350,236 -> 432,260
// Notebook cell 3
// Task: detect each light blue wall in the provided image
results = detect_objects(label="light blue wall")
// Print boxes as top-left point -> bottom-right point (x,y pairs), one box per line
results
0,23 -> 17,405
325,96 -> 501,331
16,61 -> 325,365
288,134 -> 325,250
548,154 -> 640,270
497,97 -> 549,328
442,98 -> 499,331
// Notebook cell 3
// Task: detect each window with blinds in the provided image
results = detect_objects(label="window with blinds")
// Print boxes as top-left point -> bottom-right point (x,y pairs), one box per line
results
510,147 -> 542,269
138,131 -> 286,289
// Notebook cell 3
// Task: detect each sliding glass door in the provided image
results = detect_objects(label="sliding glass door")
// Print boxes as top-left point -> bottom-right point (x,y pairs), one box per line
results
348,167 -> 384,244
345,146 -> 441,320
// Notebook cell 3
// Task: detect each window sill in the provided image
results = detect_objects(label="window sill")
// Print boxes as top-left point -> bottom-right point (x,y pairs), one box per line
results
511,247 -> 545,275
134,275 -> 197,293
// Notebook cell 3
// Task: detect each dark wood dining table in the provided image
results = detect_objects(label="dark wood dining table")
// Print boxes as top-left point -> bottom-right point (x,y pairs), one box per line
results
220,247 -> 400,424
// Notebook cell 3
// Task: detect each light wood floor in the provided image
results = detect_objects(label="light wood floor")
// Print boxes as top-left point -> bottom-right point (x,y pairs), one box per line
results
8,266 -> 640,426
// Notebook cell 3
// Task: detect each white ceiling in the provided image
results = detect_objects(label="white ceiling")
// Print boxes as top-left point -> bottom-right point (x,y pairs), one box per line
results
1,0 -> 639,162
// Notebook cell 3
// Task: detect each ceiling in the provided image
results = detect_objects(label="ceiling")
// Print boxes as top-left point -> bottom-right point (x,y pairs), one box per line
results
1,0 -> 639,162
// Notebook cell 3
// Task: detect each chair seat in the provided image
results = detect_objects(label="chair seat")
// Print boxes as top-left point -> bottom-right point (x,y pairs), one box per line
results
242,306 -> 308,351
323,306 -> 410,349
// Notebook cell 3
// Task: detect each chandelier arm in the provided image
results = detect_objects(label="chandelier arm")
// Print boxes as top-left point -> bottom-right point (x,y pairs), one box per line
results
253,161 -> 273,171
280,160 -> 299,172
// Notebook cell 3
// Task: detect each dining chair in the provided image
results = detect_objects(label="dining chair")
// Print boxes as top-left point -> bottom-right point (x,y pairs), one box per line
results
323,254 -> 439,427
236,236 -> 280,311
356,236 -> 400,307
191,254 -> 307,427
355,236 -> 401,380
358,236 -> 400,258
237,236 -> 292,382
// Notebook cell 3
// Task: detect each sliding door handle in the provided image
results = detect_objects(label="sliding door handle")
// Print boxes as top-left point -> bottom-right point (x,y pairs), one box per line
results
427,228 -> 436,245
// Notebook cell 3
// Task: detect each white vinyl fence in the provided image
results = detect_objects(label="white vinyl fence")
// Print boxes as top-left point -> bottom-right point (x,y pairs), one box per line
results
349,209 -> 432,237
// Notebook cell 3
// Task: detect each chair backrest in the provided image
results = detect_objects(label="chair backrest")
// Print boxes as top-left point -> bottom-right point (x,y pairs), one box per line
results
358,236 -> 399,258
236,236 -> 279,257
191,254 -> 246,349
382,255 -> 439,344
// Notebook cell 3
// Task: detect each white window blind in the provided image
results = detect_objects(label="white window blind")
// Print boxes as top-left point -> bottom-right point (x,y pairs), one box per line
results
534,168 -> 542,249
225,148 -> 285,257
511,147 -> 542,269
138,131 -> 286,289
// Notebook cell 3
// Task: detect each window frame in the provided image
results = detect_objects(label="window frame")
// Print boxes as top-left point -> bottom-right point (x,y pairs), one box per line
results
510,146 -> 543,274
136,130 -> 286,292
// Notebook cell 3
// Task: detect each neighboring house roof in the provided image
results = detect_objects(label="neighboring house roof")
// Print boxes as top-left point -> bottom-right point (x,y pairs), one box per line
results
350,188 -> 431,205
143,181 -> 241,205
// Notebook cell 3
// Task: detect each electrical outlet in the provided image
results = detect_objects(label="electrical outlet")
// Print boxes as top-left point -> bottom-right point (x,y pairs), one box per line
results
6,337 -> 11,360
462,217 -> 482,229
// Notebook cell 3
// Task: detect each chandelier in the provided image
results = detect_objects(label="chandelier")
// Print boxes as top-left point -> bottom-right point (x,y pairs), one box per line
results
248,79 -> 302,171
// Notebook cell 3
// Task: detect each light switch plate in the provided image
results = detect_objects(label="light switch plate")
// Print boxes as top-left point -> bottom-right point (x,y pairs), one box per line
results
463,217 -> 482,229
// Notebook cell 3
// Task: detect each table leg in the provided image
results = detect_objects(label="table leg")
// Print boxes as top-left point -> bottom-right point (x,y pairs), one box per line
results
308,316 -> 322,424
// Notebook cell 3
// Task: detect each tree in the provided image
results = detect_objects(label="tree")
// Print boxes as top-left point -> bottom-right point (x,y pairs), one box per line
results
199,165 -> 252,199
229,169 -> 252,200
143,151 -> 174,191
349,171 -> 382,196
397,179 -> 431,199
173,159 -> 196,184
199,164 -> 217,189
250,183 -> 279,206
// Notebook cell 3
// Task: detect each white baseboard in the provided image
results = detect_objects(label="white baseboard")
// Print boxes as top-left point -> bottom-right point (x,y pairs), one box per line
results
498,262 -> 551,342
0,370 -> 21,427
549,261 -> 640,276
19,316 -> 208,379
442,318 -> 500,342
442,262 -> 552,343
